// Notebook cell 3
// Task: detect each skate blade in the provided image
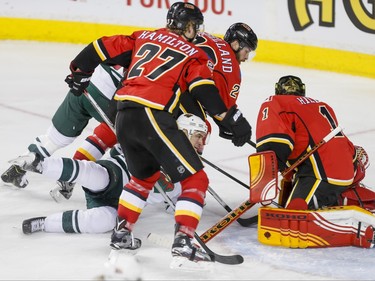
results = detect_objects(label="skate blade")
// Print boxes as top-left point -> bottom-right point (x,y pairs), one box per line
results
49,189 -> 65,203
1,178 -> 28,188
170,256 -> 214,271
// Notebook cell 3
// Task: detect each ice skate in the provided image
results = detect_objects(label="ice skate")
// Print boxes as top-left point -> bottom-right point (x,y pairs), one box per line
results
110,217 -> 141,252
50,181 -> 75,202
8,152 -> 42,174
170,230 -> 213,270
1,164 -> 28,188
22,217 -> 46,234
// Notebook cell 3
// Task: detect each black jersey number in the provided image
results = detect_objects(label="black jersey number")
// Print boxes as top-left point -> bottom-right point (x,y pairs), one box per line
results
261,107 -> 269,121
319,105 -> 343,136
127,44 -> 186,81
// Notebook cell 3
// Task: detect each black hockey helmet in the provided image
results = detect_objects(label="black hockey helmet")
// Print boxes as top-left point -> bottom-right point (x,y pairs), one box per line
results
224,23 -> 258,51
166,2 -> 204,32
275,75 -> 305,96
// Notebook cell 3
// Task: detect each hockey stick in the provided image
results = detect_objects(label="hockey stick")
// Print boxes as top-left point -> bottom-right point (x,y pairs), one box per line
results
207,186 -> 257,227
83,90 -> 116,133
281,126 -> 342,178
153,182 -> 244,265
201,157 -> 250,190
248,139 -> 256,148
199,126 -> 343,243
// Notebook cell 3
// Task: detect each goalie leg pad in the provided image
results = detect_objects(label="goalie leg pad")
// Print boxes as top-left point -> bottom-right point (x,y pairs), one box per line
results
258,205 -> 375,249
247,151 -> 278,204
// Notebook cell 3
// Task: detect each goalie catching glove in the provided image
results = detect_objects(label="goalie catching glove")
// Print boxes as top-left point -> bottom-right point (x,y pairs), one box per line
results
220,105 -> 252,147
65,63 -> 93,96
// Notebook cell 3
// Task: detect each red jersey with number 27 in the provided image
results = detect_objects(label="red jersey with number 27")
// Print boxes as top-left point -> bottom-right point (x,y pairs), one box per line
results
256,95 -> 355,186
96,28 -> 215,114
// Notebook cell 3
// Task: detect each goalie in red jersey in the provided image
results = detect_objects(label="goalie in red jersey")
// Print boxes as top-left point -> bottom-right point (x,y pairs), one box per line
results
255,75 -> 375,249
256,75 -> 361,209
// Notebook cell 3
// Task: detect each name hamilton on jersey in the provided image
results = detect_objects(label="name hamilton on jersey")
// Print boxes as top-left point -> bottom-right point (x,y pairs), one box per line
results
138,30 -> 199,57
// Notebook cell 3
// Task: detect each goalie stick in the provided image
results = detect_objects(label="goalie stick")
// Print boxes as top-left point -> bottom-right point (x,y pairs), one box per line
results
199,126 -> 343,243
153,181 -> 244,265
207,186 -> 257,227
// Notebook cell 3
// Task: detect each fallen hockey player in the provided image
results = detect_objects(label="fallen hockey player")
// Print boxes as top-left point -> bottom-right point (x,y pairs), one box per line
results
12,113 -> 208,235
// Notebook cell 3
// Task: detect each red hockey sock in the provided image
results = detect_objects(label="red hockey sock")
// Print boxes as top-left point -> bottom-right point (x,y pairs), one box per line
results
118,171 -> 160,224
175,170 -> 209,236
73,122 -> 117,161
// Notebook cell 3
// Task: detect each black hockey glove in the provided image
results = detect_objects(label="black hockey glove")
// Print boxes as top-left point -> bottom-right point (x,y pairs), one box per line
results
220,105 -> 252,147
65,63 -> 92,96
218,125 -> 234,140
212,118 -> 233,140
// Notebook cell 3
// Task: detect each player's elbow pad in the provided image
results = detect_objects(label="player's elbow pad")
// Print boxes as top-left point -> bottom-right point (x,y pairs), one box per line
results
73,43 -> 103,73
190,84 -> 227,116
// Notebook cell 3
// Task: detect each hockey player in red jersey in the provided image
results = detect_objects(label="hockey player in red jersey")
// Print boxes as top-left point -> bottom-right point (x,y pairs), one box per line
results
65,2 -> 252,264
255,75 -> 375,249
180,22 -> 258,144
256,75 -> 364,209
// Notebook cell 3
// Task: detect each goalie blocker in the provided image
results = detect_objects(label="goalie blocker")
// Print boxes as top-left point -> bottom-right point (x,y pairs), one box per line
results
258,202 -> 375,249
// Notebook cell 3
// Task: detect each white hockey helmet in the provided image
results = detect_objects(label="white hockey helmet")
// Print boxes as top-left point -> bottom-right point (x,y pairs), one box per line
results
177,113 -> 208,141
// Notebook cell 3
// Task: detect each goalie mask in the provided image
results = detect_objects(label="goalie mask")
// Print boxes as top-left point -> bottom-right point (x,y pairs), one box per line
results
275,75 -> 305,96
177,113 -> 209,155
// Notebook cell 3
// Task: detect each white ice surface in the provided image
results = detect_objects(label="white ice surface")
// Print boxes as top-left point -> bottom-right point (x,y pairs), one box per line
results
1,40 -> 375,280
